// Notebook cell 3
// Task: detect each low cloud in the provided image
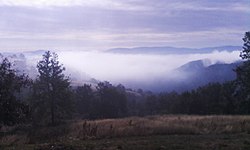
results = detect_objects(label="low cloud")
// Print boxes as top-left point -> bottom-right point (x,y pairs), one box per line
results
57,50 -> 240,87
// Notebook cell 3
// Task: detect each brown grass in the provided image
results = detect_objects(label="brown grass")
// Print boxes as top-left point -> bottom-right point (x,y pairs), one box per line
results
69,115 -> 250,140
1,115 -> 250,146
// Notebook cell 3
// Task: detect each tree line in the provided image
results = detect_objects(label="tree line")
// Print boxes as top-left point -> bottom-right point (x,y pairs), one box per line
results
0,31 -> 250,126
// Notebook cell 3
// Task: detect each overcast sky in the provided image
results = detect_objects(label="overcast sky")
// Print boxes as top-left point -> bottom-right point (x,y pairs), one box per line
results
0,0 -> 249,51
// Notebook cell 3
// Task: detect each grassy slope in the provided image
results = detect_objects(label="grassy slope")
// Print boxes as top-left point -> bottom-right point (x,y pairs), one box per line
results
1,115 -> 250,150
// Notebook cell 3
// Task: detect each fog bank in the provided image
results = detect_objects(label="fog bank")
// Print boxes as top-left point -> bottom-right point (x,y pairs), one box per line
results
58,50 -> 240,87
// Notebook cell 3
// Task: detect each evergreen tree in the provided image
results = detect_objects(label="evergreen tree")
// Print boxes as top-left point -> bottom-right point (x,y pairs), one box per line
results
240,31 -> 250,60
94,82 -> 127,118
74,84 -> 94,117
32,51 -> 72,125
0,57 -> 29,126
235,31 -> 250,113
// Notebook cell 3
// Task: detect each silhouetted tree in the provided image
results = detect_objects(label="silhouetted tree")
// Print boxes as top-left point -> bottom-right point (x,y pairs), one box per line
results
92,82 -> 127,118
145,95 -> 158,115
74,84 -> 94,118
32,51 -> 73,125
240,31 -> 250,60
0,57 -> 29,126
221,81 -> 237,114
235,31 -> 250,113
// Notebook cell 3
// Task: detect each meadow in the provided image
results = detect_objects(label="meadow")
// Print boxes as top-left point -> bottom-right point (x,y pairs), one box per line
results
1,115 -> 250,150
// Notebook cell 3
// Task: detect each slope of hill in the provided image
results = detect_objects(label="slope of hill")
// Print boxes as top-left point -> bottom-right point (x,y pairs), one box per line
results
156,60 -> 241,92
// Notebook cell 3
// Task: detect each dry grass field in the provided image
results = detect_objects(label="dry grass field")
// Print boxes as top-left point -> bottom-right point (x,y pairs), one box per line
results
70,115 -> 250,138
1,115 -> 250,149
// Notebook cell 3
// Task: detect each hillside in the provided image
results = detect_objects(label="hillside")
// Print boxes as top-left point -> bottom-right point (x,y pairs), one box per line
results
134,60 -> 241,92
172,60 -> 240,91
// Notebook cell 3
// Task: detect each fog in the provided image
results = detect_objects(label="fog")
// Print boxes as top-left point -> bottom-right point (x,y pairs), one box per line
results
1,49 -> 241,91
57,50 -> 240,88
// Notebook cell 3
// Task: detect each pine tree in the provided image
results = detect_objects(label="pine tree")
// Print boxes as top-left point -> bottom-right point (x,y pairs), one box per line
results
235,31 -> 250,113
0,57 -> 29,126
32,51 -> 72,125
240,31 -> 250,60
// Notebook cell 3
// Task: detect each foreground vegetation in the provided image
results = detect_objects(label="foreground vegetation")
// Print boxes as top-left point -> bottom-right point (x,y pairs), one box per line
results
1,115 -> 250,149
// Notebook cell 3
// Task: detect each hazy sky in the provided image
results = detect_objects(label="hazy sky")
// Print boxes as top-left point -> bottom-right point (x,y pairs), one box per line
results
0,0 -> 249,51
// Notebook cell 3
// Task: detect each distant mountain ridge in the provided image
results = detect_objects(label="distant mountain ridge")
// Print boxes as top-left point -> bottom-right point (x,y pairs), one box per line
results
157,60 -> 242,92
176,59 -> 241,81
106,45 -> 241,54
118,59 -> 241,93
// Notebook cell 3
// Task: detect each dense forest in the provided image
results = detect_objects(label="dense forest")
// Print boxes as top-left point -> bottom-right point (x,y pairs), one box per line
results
0,32 -> 250,127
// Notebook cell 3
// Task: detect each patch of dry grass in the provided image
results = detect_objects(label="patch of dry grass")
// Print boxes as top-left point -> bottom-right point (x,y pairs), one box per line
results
0,124 -> 30,146
69,115 -> 250,140
1,115 -> 250,147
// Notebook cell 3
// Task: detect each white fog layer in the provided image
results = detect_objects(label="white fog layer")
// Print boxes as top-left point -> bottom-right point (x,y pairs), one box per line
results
58,50 -> 240,84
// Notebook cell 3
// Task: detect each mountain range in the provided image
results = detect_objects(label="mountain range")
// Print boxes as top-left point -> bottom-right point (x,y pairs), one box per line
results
106,45 -> 241,54
169,60 -> 241,92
